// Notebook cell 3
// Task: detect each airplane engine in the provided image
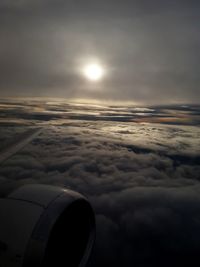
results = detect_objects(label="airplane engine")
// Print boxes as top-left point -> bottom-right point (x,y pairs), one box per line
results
0,184 -> 95,267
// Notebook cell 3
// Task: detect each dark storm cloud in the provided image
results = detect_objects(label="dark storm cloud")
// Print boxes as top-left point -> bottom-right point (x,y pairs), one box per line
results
0,0 -> 199,103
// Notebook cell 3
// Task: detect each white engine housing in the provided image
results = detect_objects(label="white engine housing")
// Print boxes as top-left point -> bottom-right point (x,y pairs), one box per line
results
0,184 -> 95,267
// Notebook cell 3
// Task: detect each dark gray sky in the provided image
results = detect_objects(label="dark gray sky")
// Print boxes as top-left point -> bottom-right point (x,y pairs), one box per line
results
0,0 -> 199,104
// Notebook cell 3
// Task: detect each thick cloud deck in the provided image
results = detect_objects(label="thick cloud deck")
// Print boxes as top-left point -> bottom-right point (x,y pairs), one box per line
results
0,100 -> 200,266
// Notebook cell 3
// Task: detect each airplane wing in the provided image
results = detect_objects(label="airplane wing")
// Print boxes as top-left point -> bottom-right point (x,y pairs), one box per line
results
0,127 -> 42,165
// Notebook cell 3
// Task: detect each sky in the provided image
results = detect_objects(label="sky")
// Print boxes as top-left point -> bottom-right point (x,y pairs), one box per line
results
0,0 -> 200,104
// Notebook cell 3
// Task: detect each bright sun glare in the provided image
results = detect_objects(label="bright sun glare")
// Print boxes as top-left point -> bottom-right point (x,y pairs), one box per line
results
83,63 -> 104,81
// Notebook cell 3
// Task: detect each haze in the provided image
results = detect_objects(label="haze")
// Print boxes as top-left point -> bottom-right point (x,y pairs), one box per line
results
0,0 -> 199,104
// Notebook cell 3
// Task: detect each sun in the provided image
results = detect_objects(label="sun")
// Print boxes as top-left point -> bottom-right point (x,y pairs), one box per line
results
83,63 -> 104,81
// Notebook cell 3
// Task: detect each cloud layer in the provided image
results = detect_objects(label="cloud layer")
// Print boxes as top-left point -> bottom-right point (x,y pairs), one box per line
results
0,99 -> 200,266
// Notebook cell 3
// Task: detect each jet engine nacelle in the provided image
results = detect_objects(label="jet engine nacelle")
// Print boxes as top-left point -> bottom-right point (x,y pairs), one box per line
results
0,184 -> 95,267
